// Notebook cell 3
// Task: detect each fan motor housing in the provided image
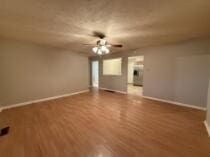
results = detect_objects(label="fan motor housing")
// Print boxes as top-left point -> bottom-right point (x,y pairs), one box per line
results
97,39 -> 107,46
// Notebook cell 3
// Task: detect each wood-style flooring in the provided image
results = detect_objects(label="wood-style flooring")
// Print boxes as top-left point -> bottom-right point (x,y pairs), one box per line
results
0,90 -> 210,157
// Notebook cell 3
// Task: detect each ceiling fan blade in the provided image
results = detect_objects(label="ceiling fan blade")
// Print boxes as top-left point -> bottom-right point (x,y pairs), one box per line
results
92,31 -> 106,39
108,44 -> 123,48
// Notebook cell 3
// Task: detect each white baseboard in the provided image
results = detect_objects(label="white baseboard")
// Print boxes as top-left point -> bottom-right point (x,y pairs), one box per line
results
204,121 -> 210,137
0,89 -> 89,112
142,95 -> 206,111
99,87 -> 127,94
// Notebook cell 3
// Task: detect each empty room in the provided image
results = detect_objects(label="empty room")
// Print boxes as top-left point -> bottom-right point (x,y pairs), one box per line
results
1,0 -> 210,157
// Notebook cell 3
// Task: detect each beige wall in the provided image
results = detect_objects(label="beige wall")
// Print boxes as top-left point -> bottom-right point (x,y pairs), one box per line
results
0,39 -> 89,106
99,56 -> 128,91
91,38 -> 210,107
144,49 -> 210,107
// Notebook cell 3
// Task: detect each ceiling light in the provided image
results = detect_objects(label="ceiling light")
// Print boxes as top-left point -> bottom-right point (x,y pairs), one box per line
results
101,45 -> 107,51
97,49 -> 102,55
104,48 -> 110,54
92,47 -> 98,53
92,40 -> 110,55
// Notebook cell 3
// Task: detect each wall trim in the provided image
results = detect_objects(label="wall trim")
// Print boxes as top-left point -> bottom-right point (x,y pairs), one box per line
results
142,95 -> 206,111
0,89 -> 89,112
99,87 -> 127,94
204,121 -> 210,137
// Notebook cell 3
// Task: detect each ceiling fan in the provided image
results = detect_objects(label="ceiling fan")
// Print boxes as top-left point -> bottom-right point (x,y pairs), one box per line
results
84,31 -> 123,55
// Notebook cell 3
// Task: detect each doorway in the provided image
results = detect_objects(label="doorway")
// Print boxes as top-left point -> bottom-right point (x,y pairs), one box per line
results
127,56 -> 144,96
91,61 -> 99,88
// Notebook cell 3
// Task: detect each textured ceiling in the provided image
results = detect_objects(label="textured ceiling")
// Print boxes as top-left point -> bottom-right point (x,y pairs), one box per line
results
0,0 -> 210,55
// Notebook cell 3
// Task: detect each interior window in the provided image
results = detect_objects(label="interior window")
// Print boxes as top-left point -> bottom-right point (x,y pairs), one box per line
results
103,58 -> 122,75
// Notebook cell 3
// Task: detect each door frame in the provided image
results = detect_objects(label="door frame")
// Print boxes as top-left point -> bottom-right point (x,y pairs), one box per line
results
127,55 -> 144,95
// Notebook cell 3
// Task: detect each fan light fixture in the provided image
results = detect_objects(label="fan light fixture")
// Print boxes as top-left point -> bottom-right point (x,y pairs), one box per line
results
92,46 -> 110,55
92,40 -> 110,55
92,47 -> 98,53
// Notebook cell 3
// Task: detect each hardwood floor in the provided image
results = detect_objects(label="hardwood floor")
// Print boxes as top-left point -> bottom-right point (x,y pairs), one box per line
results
0,90 -> 210,157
